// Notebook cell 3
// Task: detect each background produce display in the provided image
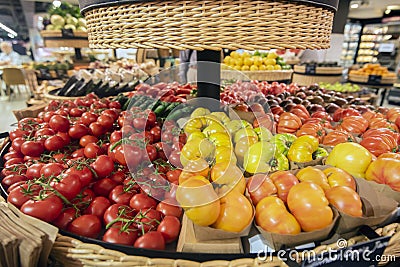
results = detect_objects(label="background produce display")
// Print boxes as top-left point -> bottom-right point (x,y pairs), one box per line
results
1,77 -> 400,255
43,2 -> 87,32
223,51 -> 291,71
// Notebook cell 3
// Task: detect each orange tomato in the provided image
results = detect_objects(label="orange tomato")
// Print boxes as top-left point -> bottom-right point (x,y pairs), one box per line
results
378,153 -> 400,160
323,167 -> 356,191
212,190 -> 253,232
210,162 -> 245,195
365,158 -> 400,192
325,186 -> 362,217
247,173 -> 277,205
287,182 -> 333,231
178,158 -> 210,184
269,171 -> 299,202
296,167 -> 330,191
176,176 -> 220,226
234,136 -> 258,165
255,196 -> 301,235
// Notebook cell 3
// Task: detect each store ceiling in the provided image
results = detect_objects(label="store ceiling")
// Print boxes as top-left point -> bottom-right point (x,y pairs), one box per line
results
348,0 -> 400,19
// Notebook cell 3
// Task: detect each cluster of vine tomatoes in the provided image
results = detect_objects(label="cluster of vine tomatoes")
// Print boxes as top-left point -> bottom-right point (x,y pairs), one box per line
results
1,93 -> 185,250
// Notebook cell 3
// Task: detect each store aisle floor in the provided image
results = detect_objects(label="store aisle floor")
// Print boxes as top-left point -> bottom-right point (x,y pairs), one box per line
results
0,93 -> 29,133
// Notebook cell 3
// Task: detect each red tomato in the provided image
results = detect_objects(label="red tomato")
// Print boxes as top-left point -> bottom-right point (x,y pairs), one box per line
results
133,117 -> 146,130
66,166 -> 93,187
68,215 -> 102,238
92,178 -> 118,197
108,101 -> 121,110
21,195 -> 63,222
79,135 -> 99,147
89,122 -> 106,137
134,231 -> 165,250
333,108 -> 361,122
50,173 -> 82,201
129,193 -> 157,210
169,150 -> 183,168
84,143 -> 103,159
124,145 -> 144,169
21,140 -> 44,157
103,204 -> 135,225
81,112 -> 98,126
26,163 -> 45,180
110,131 -> 122,143
35,128 -> 55,138
150,126 -> 161,142
157,216 -> 181,243
97,114 -> 114,129
146,145 -> 158,162
69,108 -> 84,117
43,111 -> 56,122
4,157 -> 25,168
109,185 -> 135,205
57,132 -> 71,146
103,227 -> 139,245
166,169 -> 181,183
11,137 -> 26,154
49,115 -> 70,132
40,163 -> 65,178
71,148 -> 85,158
68,124 -> 90,139
3,150 -> 23,161
18,117 -> 41,131
156,199 -> 182,218
137,209 -> 163,233
7,183 -> 40,208
44,135 -> 65,151
92,155 -> 114,178
110,171 -> 126,184
9,128 -> 28,141
1,174 -> 27,189
53,207 -> 78,230
84,196 -> 111,219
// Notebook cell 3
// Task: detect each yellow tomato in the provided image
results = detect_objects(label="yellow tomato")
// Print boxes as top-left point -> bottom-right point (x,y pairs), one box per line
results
214,146 -> 237,165
184,117 -> 205,134
203,123 -> 226,136
235,58 -> 243,67
180,139 -> 214,167
243,141 -> 275,174
208,132 -> 232,148
212,190 -> 253,232
296,167 -> 330,191
296,135 -> 319,151
191,107 -> 211,118
242,52 -> 251,58
223,56 -> 232,64
323,167 -> 356,191
230,51 -> 239,59
274,65 -> 282,70
211,112 -> 230,125
234,135 -> 258,166
211,162 -> 244,191
187,131 -> 206,143
234,128 -> 257,143
263,58 -> 276,66
253,56 -> 263,66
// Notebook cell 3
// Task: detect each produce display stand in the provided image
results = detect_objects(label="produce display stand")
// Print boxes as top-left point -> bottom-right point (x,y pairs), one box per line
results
347,81 -> 394,106
40,30 -> 89,60
292,64 -> 344,85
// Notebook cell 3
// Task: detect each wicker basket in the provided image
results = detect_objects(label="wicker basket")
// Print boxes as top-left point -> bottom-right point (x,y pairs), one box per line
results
294,65 -> 343,75
348,74 -> 397,85
80,0 -> 336,50
43,89 -> 83,101
50,222 -> 400,266
40,30 -> 88,38
221,70 -> 293,81
292,73 -> 342,86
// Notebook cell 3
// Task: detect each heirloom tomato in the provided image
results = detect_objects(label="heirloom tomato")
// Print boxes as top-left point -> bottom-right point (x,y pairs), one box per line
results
269,171 -> 299,202
323,167 -> 356,190
247,174 -> 277,205
325,186 -> 362,217
365,158 -> 400,191
295,167 -> 330,190
277,112 -> 302,134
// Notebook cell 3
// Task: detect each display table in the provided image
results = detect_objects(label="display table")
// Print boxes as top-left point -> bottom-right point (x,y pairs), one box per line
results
348,81 -> 394,106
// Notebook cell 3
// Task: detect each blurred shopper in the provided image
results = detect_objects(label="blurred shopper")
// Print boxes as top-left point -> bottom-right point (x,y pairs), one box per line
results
0,42 -> 22,66
179,49 -> 197,84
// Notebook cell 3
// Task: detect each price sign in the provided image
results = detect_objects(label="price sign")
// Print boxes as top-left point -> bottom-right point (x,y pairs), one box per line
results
61,29 -> 74,38
305,63 -> 317,75
368,75 -> 382,84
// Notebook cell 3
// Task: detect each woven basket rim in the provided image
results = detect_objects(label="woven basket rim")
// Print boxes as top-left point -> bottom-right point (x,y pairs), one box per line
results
79,0 -> 339,14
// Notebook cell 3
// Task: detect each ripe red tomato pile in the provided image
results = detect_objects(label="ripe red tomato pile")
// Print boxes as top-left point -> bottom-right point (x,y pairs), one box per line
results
1,93 -> 184,249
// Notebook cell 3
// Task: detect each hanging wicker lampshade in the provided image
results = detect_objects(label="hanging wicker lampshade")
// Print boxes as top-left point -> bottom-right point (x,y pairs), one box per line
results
79,0 -> 339,50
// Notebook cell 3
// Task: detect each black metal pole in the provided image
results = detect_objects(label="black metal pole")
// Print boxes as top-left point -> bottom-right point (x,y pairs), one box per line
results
75,48 -> 82,60
197,50 -> 221,102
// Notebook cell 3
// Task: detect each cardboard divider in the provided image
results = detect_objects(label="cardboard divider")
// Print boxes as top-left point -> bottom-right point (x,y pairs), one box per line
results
177,215 -> 243,253
255,209 -> 339,250
365,180 -> 400,204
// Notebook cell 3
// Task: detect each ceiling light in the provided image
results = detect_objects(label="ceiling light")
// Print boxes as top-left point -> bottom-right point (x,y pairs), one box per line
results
351,3 -> 359,9
385,9 -> 391,14
53,0 -> 61,8
7,33 -> 14,39
0,23 -> 17,37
